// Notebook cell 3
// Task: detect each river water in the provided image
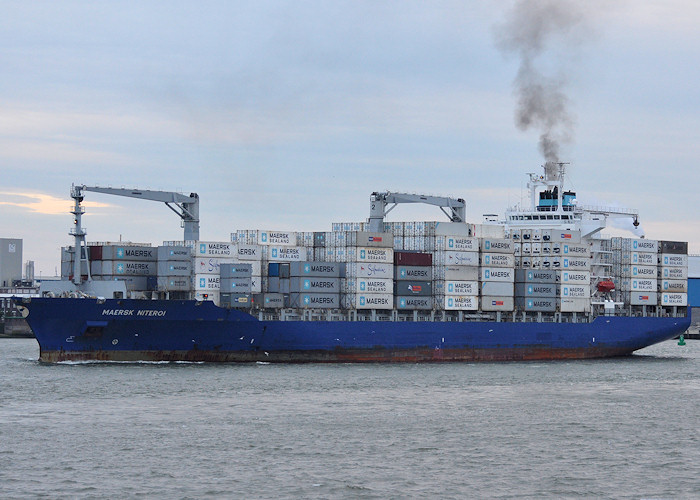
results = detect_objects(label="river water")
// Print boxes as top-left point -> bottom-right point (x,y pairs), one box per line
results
1,338 -> 698,499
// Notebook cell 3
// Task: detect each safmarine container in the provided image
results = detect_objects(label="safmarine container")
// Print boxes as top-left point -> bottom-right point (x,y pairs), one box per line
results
394,265 -> 432,280
395,296 -> 432,310
287,293 -> 339,309
443,251 -> 479,266
479,238 -> 514,253
289,261 -> 343,277
442,296 -> 479,310
481,253 -> 515,268
515,297 -> 556,312
394,281 -> 432,296
157,246 -> 191,261
514,283 -> 556,297
481,282 -> 515,296
194,257 -> 237,275
342,293 -> 393,310
344,262 -> 393,279
481,297 -> 514,311
289,277 -> 340,293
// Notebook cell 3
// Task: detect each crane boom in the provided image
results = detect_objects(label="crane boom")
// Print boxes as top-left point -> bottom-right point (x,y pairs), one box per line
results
368,192 -> 466,232
75,185 -> 200,241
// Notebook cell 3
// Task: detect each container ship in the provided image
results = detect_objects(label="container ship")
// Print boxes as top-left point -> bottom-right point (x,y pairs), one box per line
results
16,164 -> 690,362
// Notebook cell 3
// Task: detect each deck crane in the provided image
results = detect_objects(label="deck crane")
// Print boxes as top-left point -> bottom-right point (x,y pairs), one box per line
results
368,192 -> 467,232
69,184 -> 199,285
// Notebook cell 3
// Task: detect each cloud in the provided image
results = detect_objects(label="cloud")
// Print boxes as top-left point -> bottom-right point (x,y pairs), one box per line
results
0,191 -> 110,215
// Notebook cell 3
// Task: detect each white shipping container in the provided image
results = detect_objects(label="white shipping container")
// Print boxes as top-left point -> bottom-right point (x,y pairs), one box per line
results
353,247 -> 393,263
551,231 -> 582,243
156,261 -> 192,277
562,257 -> 591,270
266,246 -> 306,262
479,238 -> 514,253
659,254 -> 688,267
626,252 -> 656,265
480,268 -> 515,282
235,244 -> 262,261
344,262 -> 393,279
481,253 -> 515,268
660,266 -> 688,280
481,282 -> 515,296
441,280 -> 479,296
195,257 -> 261,276
442,296 -> 479,310
660,292 -> 687,306
438,236 -> 479,252
631,265 -> 657,278
444,251 -> 479,266
559,297 -> 591,312
342,293 -> 393,310
560,285 -> 591,299
194,274 -> 220,291
631,238 -> 658,253
661,279 -> 688,293
195,241 -> 236,257
481,296 -> 514,311
561,244 -> 590,257
623,278 -> 657,291
629,292 -> 658,306
441,265 -> 479,281
258,231 -> 297,246
355,232 -> 394,248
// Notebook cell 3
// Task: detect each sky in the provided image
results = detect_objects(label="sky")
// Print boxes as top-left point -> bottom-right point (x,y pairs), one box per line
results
1,0 -> 699,276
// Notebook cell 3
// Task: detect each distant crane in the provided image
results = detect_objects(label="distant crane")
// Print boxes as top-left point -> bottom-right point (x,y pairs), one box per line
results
368,192 -> 467,232
69,184 -> 199,285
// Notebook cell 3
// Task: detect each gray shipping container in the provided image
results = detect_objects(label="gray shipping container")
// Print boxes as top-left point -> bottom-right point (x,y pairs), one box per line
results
395,265 -> 432,280
156,276 -> 192,291
220,277 -> 252,293
515,297 -> 557,312
288,277 -> 340,293
287,292 -> 339,309
515,269 -> 557,283
289,261 -> 343,278
102,245 -> 157,261
658,241 -> 688,254
481,296 -> 515,311
157,246 -> 191,261
395,296 -> 432,310
156,261 -> 192,277
253,293 -> 285,309
514,283 -> 557,297
220,263 -> 253,278
220,293 -> 253,308
394,281 -> 432,296
481,282 -> 515,297
100,260 -> 157,276
443,265 -> 479,281
101,276 -> 149,291
267,277 -> 280,293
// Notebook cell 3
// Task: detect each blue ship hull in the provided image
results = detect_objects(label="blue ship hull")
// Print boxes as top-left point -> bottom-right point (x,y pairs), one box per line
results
17,298 -> 691,362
